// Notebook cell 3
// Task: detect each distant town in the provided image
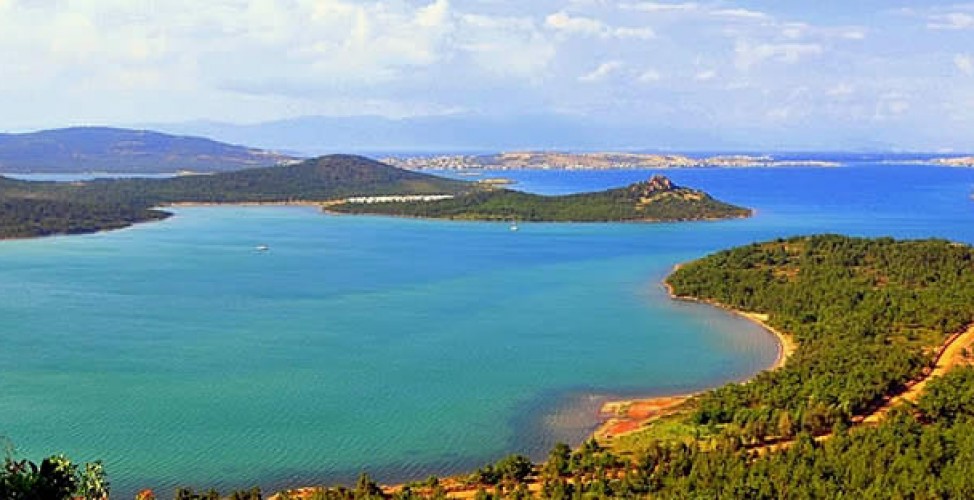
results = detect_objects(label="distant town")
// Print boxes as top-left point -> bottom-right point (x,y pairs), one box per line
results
381,152 -> 841,171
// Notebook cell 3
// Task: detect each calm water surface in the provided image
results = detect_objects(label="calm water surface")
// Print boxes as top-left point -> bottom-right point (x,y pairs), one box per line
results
2,163 -> 974,495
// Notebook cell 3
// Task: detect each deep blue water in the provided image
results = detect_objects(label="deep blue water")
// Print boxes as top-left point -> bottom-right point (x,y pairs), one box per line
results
1,163 -> 974,496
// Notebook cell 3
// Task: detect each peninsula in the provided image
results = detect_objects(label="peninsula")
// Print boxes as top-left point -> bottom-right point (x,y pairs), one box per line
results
0,155 -> 467,239
328,174 -> 751,222
0,156 -> 749,239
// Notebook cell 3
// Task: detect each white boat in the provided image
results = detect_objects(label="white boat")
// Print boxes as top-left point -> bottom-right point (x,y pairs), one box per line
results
510,221 -> 519,232
255,245 -> 269,252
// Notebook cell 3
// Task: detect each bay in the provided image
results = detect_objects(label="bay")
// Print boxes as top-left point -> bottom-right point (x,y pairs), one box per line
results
2,161 -> 973,495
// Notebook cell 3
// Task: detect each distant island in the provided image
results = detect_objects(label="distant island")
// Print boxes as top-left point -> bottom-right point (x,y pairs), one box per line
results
898,156 -> 974,167
382,151 -> 840,170
0,127 -> 297,174
329,174 -> 751,222
0,156 -> 747,239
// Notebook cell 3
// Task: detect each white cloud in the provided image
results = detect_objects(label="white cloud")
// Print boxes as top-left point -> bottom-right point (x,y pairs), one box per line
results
613,27 -> 656,39
827,83 -> 855,97
841,29 -> 867,40
638,69 -> 662,83
579,61 -> 624,82
874,92 -> 911,120
457,14 -> 556,81
780,23 -> 809,39
928,12 -> 974,30
621,2 -> 699,13
694,69 -> 717,81
711,8 -> 770,21
956,54 -> 974,76
545,11 -> 654,39
734,41 -> 823,70
546,11 -> 605,36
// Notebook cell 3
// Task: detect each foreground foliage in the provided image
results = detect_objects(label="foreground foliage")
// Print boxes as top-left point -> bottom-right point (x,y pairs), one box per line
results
0,451 -> 109,500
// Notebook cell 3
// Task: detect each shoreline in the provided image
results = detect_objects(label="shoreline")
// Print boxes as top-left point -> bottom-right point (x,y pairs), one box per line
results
269,263 -> 799,499
1,198 -> 752,244
165,200 -> 328,208
591,266 -> 797,441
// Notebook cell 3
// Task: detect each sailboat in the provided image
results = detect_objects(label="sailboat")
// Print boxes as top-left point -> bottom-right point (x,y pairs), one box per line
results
510,220 -> 519,232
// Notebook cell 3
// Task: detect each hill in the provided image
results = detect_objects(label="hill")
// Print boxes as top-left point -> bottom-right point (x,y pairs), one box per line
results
0,155 -> 469,239
0,127 -> 296,173
328,174 -> 751,222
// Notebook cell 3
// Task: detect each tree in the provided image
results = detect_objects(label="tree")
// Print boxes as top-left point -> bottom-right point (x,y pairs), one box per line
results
544,443 -> 572,478
494,455 -> 533,484
78,460 -> 110,500
354,472 -> 384,499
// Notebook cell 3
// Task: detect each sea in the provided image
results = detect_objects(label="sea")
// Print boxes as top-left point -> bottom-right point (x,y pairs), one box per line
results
2,158 -> 974,496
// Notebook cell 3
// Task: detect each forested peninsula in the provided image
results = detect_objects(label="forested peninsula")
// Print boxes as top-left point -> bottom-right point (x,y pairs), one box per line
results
328,175 -> 751,222
0,156 -> 748,239
0,155 -> 467,239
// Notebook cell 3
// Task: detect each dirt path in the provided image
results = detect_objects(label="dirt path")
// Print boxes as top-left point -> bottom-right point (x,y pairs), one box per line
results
862,323 -> 974,424
750,323 -> 974,456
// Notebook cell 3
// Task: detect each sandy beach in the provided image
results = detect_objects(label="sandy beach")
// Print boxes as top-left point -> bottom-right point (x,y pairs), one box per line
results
592,269 -> 798,441
165,200 -> 329,208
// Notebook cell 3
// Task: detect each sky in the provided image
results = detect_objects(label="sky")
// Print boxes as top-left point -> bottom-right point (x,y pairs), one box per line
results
1,0 -> 973,150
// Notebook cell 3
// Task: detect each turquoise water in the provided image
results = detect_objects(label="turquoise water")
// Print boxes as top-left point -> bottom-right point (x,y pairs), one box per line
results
2,163 -> 974,495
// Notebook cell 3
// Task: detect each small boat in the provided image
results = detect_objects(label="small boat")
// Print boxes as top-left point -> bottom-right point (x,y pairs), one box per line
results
255,245 -> 269,252
510,221 -> 519,232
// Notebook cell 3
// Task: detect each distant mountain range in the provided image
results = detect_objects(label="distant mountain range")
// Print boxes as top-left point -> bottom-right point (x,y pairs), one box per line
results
0,127 -> 296,173
145,114 -> 742,156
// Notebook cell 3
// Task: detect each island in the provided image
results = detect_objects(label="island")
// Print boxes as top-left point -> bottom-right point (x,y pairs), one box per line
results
898,156 -> 974,167
0,156 -> 749,239
382,151 -> 841,171
328,174 -> 751,222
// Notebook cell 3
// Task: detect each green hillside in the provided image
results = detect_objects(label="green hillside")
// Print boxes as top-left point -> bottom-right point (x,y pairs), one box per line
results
0,155 -> 469,239
329,175 -> 751,222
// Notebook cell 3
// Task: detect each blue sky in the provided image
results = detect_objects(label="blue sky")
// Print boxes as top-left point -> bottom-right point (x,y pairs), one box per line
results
1,0 -> 973,150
